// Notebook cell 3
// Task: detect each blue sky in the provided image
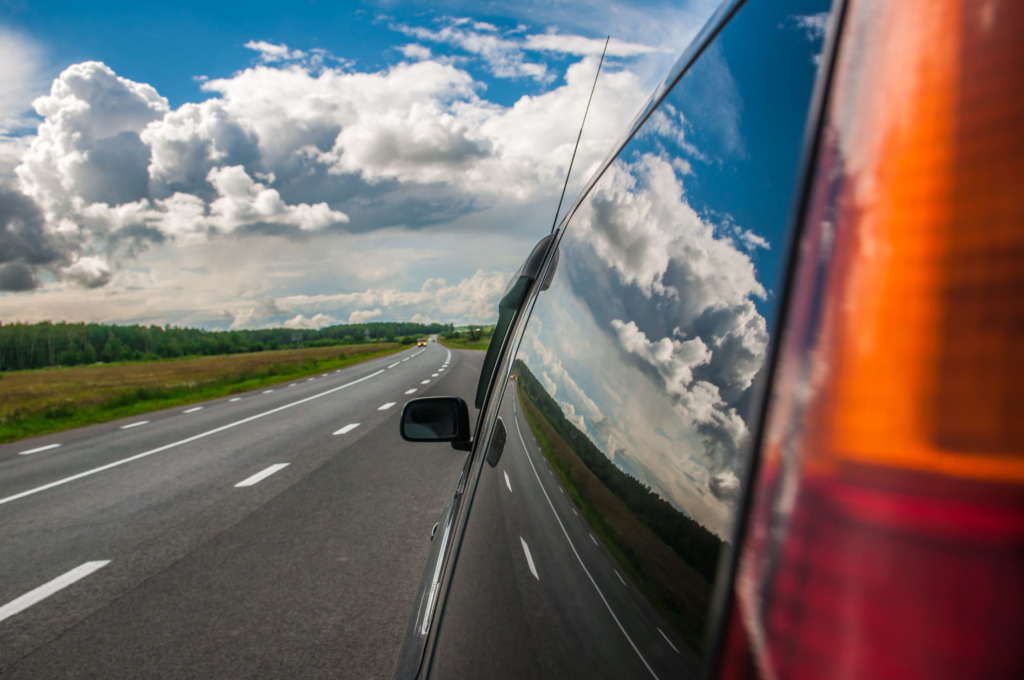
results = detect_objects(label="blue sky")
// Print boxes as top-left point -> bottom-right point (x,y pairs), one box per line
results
0,0 -> 728,329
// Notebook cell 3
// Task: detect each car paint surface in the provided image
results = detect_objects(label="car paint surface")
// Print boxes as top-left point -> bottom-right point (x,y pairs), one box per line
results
396,0 -> 834,677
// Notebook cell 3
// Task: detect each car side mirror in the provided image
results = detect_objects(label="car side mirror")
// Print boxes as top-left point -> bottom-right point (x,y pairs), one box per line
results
400,397 -> 473,451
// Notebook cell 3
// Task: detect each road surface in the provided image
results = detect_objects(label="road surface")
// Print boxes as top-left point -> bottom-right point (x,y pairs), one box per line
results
0,340 -> 477,679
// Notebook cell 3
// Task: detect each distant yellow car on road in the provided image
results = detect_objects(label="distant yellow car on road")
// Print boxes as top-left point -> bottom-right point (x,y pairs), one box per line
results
417,338 -> 427,347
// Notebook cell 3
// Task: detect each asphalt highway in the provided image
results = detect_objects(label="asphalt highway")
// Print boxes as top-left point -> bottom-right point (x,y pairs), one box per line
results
0,340 -> 478,679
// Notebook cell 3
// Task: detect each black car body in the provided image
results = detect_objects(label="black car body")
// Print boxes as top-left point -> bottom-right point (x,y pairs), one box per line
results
396,0 -> 1024,678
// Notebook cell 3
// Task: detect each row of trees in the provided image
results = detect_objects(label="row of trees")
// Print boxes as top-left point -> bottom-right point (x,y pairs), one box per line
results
514,359 -> 723,583
0,321 -> 453,371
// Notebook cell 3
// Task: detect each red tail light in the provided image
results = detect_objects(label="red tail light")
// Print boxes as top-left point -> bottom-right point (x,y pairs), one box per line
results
721,1 -> 1024,678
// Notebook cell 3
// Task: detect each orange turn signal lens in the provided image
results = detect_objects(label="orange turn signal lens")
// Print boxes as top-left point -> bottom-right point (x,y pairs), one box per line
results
724,1 -> 1024,678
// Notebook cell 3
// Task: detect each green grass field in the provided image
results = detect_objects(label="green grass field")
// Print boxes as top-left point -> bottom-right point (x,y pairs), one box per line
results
437,336 -> 490,350
437,325 -> 495,351
0,343 -> 401,444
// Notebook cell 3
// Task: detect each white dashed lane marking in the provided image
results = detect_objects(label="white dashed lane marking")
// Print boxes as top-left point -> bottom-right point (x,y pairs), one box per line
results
421,380 -> 430,385
120,421 -> 149,430
0,561 -> 111,624
658,628 -> 681,655
19,443 -> 60,456
378,402 -> 396,411
333,423 -> 360,435
405,389 -> 417,395
184,406 -> 203,414
235,463 -> 289,487
614,570 -> 626,586
229,397 -> 242,402
520,537 -> 539,580
388,362 -> 401,369
0,369 -> 386,507
504,471 -> 512,492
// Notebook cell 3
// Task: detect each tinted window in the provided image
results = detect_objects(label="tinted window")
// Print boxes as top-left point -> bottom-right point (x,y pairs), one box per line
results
428,1 -> 831,676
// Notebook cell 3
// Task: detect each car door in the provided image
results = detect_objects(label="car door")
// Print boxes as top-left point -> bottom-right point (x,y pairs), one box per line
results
397,0 -> 836,677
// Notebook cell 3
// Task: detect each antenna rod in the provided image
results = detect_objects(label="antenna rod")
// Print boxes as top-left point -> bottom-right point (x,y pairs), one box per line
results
550,35 -> 610,233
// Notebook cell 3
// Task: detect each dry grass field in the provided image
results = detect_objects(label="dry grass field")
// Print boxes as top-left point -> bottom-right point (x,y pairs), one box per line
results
0,343 -> 399,443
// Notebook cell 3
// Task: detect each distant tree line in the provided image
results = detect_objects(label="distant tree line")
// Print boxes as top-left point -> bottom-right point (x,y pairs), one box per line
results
442,325 -> 493,342
513,359 -> 724,582
0,321 -> 453,372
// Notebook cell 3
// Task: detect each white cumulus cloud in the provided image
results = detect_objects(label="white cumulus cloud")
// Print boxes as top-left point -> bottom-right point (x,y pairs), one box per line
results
62,255 -> 113,289
0,17 -> 660,328
611,319 -> 711,395
206,165 -> 347,232
283,312 -> 337,329
347,308 -> 383,324
524,33 -> 663,57
244,40 -> 307,63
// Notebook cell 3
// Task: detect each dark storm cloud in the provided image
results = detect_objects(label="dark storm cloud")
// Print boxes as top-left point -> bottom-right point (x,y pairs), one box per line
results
273,165 -> 484,233
0,186 -> 66,291
0,262 -> 37,291
71,130 -> 151,206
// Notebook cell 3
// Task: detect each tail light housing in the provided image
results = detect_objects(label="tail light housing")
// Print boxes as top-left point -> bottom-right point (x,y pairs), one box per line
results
721,1 -> 1024,678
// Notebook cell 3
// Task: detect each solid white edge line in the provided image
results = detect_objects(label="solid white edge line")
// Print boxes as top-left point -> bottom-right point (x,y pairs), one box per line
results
0,561 -> 110,624
235,463 -> 290,487
657,628 -> 681,655
504,470 -> 512,492
120,421 -> 149,430
520,537 -> 539,580
19,443 -> 61,456
513,414 -> 660,680
333,423 -> 360,435
184,406 -> 203,414
378,402 -> 396,411
0,369 -> 386,506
